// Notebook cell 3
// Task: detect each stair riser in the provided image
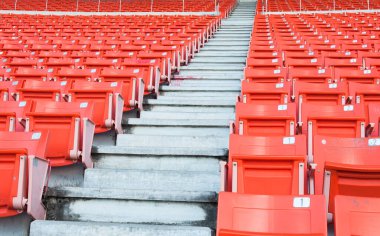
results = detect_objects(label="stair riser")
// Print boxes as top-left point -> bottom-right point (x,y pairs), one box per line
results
46,198 -> 217,228
125,126 -> 229,137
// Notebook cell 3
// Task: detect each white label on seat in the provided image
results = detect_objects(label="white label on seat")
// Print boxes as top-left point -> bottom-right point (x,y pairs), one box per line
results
150,60 -> 156,63
112,59 -> 118,63
283,137 -> 295,145
96,52 -> 100,55
368,138 -> 380,146
129,52 -> 134,56
329,84 -> 337,89
172,46 -> 176,49
48,69 -> 53,73
324,40 -> 330,43
278,104 -> 287,111
162,52 -> 167,56
112,45 -> 116,48
274,69 -> 280,74
270,45 -> 275,49
272,52 -> 278,56
364,70 -> 371,74
362,44 -> 368,48
110,82 -> 118,87
80,102 -> 88,108
91,69 -> 96,73
12,81 -> 19,86
300,45 -> 305,49
276,83 -> 284,88
3,59 -> 7,62
296,40 -> 300,43
318,69 -> 325,74
32,132 -> 41,140
269,41 -> 273,44
75,59 -> 80,63
38,59 -> 44,62
272,59 -> 278,63
60,81 -> 67,86
133,69 -> 140,73
330,45 -> 336,48
311,58 -> 317,63
308,52 -> 314,56
350,59 -> 357,63
344,105 -> 354,111
371,35 -> 376,39
353,39 -> 358,43
318,35 -> 322,39
345,51 -> 351,55
6,68 -> 11,72
142,45 -> 146,49
19,101 -> 26,107
293,197 -> 311,208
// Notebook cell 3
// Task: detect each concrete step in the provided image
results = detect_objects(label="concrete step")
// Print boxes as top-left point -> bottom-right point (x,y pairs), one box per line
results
93,145 -> 228,157
125,125 -> 229,136
169,80 -> 241,86
191,57 -> 246,63
195,51 -> 247,57
116,134 -> 229,149
84,168 -> 220,192
156,95 -> 237,100
145,99 -> 235,106
93,152 -> 222,172
182,63 -> 245,71
31,221 -> 213,236
160,85 -> 240,92
160,91 -> 239,97
199,46 -> 249,51
43,187 -> 217,227
205,41 -> 249,47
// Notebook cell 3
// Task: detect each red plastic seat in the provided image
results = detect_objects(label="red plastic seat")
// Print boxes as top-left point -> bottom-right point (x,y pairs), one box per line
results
241,81 -> 290,104
15,80 -> 68,102
285,57 -> 323,68
10,67 -> 53,81
99,68 -> 144,111
228,135 -> 307,195
234,103 -> 296,136
325,58 -> 362,70
26,101 -> 95,167
312,136 -> 380,218
334,196 -> 380,236
288,68 -> 333,83
217,192 -> 327,236
349,82 -> 380,105
56,68 -> 98,81
335,68 -> 380,84
67,81 -> 124,134
0,100 -> 32,131
247,58 -> 282,69
244,68 -> 286,83
0,131 -> 49,220
121,59 -> 159,94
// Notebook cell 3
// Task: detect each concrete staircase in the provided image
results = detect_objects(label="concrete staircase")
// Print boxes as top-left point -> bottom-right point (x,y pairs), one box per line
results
30,2 -> 255,235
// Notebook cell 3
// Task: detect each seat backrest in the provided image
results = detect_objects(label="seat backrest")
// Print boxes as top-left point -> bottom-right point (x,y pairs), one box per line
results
0,131 -> 48,218
300,104 -> 366,138
244,68 -> 287,83
229,135 -> 307,195
335,68 -> 380,84
288,68 -> 333,83
349,82 -> 380,105
217,192 -> 327,236
235,103 -> 296,136
241,81 -> 290,104
0,100 -> 32,131
15,80 -> 68,102
313,136 -> 380,214
334,196 -> 380,236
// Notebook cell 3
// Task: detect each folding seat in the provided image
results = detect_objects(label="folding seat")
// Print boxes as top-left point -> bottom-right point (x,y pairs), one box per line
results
119,44 -> 148,54
248,51 -> 280,59
14,80 -> 67,102
234,103 -> 296,136
30,44 -> 58,52
121,59 -> 159,94
38,51 -> 69,59
365,58 -> 380,72
55,68 -> 98,81
0,81 -> 19,101
294,82 -> 348,108
246,57 -> 283,69
241,81 -> 290,104
26,100 -> 95,167
349,82 -> 380,106
10,67 -> 53,81
99,67 -> 144,108
150,44 -> 181,71
288,68 -> 333,83
1,51 -> 35,59
335,68 -> 380,84
6,58 -> 43,68
0,131 -> 49,219
45,58 -> 80,69
0,100 -> 32,131
311,135 -> 380,219
137,52 -> 171,82
103,51 -> 135,60
82,58 -> 119,69
299,104 -> 367,162
67,81 -> 124,134
325,58 -> 362,70
285,57 -> 323,68
249,45 -> 278,53
244,67 -> 287,83
70,51 -> 102,60
334,196 -> 380,236
228,135 -> 307,194
161,40 -> 190,65
217,192 -> 327,236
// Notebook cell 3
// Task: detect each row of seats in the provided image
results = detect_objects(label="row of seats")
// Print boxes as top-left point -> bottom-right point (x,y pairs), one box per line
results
217,12 -> 380,236
258,0 -> 380,12
0,0 -> 238,221
0,0 -> 234,15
